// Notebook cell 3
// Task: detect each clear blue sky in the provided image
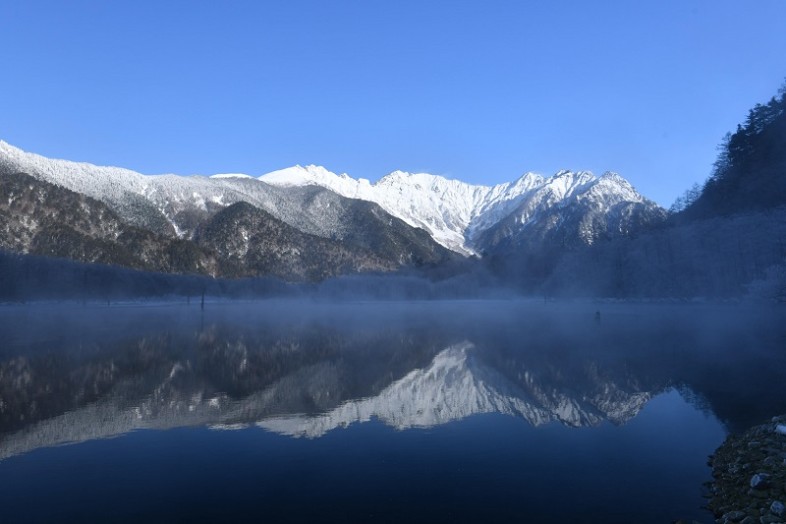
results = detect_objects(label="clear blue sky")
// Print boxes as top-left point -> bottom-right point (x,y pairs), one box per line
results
2,1 -> 786,207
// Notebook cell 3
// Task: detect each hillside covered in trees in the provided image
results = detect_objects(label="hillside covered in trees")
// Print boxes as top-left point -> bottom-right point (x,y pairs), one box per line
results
677,81 -> 786,218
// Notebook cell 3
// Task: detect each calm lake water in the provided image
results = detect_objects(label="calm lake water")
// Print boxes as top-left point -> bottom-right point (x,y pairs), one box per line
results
1,300 -> 785,523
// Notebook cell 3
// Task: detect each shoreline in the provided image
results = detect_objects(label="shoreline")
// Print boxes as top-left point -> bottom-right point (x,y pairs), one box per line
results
707,416 -> 786,523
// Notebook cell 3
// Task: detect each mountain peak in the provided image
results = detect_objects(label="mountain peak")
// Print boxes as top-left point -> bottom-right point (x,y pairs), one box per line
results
600,171 -> 628,184
377,169 -> 412,185
507,171 -> 544,190
258,164 -> 341,187
552,169 -> 595,179
377,170 -> 449,187
382,169 -> 412,179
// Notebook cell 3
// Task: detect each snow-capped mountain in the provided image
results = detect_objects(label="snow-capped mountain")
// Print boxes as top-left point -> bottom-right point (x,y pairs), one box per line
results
0,141 -> 664,260
476,170 -> 667,252
259,165 -> 545,254
258,165 -> 664,254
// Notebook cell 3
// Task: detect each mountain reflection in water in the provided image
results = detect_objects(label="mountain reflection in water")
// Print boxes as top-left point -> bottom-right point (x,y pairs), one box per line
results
258,341 -> 652,438
2,300 -> 784,461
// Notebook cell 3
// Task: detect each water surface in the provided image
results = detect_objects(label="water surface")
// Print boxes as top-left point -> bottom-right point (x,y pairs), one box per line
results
1,300 -> 784,523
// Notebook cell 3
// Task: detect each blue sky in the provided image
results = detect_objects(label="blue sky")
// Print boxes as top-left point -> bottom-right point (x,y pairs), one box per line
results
2,1 -> 785,207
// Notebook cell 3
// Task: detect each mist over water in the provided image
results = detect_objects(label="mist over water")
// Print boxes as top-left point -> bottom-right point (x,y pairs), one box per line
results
1,300 -> 785,523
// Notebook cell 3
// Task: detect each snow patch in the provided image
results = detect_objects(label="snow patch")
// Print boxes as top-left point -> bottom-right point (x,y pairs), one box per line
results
210,173 -> 253,179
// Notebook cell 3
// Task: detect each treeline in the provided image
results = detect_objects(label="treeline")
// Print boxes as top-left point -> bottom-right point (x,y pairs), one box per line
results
545,208 -> 786,299
0,250 -> 510,303
0,251 -> 295,303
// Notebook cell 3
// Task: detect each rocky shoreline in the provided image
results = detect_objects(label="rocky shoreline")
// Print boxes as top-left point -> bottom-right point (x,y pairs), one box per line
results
706,415 -> 786,524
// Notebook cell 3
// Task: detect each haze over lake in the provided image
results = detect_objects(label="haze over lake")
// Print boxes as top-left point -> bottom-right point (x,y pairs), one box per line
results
1,300 -> 784,523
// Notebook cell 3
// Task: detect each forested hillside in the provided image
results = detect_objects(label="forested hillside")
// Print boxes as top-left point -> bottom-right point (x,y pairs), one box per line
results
677,81 -> 786,218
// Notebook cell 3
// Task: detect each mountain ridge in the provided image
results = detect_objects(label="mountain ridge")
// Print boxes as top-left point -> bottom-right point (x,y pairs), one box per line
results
0,140 -> 663,257
257,164 -> 662,254
0,140 -> 667,285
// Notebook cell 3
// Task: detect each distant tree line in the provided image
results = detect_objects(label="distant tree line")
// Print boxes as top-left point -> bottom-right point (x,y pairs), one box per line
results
0,250 -> 507,303
0,250 -> 296,303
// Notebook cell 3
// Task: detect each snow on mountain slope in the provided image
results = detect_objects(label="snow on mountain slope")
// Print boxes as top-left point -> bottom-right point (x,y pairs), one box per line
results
259,166 -> 543,254
257,342 -> 652,438
0,142 -> 387,242
0,140 -> 235,235
0,140 -> 176,234
210,173 -> 254,179
475,170 -> 667,252
259,165 -> 661,254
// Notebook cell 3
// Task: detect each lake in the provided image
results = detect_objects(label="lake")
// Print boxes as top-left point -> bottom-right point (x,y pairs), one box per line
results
1,300 -> 785,523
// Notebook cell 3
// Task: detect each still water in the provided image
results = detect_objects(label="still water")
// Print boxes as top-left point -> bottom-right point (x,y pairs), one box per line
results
1,300 -> 785,523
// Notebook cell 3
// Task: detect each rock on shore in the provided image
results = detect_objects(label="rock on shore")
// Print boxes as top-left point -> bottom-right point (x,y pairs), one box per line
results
707,415 -> 786,524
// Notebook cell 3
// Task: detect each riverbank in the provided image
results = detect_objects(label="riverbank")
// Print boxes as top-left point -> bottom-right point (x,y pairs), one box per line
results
707,415 -> 786,524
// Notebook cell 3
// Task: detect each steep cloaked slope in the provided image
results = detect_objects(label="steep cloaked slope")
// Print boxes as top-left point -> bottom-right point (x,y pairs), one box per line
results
475,171 -> 667,253
0,171 -> 218,274
193,202 -> 396,280
682,86 -> 786,219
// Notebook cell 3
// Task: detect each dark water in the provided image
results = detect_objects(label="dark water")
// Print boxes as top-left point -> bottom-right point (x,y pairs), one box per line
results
1,300 -> 785,523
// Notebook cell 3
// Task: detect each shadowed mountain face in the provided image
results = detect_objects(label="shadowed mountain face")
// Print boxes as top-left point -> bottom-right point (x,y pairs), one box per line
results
193,202 -> 395,280
0,171 -> 218,274
193,197 -> 455,280
2,301 -> 785,460
475,177 -> 667,254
